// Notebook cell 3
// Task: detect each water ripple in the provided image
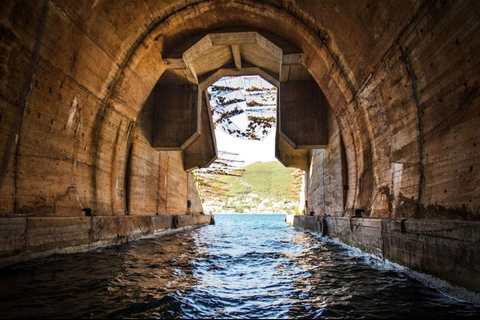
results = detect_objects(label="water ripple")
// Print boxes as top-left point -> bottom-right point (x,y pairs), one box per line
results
0,214 -> 479,319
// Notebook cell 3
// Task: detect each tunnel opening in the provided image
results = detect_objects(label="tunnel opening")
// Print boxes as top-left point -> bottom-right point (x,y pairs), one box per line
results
136,30 -> 341,215
195,74 -> 294,214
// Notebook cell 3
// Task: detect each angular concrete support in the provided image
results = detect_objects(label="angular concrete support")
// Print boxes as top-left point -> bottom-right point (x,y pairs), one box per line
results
231,45 -> 242,69
183,92 -> 217,171
165,32 -> 285,83
152,84 -> 200,150
187,172 -> 205,214
279,81 -> 328,149
199,67 -> 279,92
275,131 -> 310,171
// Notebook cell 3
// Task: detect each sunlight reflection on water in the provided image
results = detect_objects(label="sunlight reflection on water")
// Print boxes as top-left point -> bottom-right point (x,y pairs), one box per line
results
0,214 -> 479,319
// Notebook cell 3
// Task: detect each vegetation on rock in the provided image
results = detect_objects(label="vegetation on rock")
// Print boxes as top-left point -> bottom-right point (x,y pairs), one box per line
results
203,161 -> 299,214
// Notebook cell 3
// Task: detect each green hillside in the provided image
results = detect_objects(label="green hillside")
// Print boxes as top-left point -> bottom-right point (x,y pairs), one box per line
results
203,161 -> 299,213
220,161 -> 296,199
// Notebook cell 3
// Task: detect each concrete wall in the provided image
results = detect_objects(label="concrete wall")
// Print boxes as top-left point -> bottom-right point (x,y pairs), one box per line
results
0,55 -> 207,265
299,0 -> 480,220
1,0 -> 477,220
0,0 -> 479,284
288,215 -> 480,297
305,108 -> 345,216
0,1 -> 212,264
129,93 -> 193,216
0,214 -> 212,267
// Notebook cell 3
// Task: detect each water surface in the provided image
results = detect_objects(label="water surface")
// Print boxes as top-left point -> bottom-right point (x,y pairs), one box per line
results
0,214 -> 479,319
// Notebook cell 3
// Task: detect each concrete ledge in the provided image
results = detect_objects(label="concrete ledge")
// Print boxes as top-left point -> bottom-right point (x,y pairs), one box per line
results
287,214 -> 480,294
0,214 -> 212,267
0,218 -> 27,259
26,217 -> 91,253
90,216 -> 154,243
179,214 -> 211,228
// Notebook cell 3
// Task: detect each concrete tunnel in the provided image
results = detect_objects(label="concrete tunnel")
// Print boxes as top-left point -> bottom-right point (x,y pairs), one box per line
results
0,0 -> 479,297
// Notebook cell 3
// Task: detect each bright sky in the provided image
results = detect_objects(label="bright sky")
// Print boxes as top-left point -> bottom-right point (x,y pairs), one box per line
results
215,127 -> 277,166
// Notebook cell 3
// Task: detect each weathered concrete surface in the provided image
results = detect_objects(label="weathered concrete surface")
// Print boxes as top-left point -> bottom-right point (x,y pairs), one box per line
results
0,0 -> 479,292
0,0 -> 477,220
127,93 -> 200,216
187,172 -> 205,215
152,84 -> 199,151
305,108 -> 346,216
0,214 -> 212,267
288,215 -> 480,295
279,81 -> 328,149
275,131 -> 311,171
1,1 -> 478,218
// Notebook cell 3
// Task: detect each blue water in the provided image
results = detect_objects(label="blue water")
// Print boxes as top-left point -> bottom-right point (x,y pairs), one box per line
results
0,214 -> 479,319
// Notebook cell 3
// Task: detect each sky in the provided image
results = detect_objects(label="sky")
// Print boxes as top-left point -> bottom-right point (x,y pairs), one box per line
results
210,75 -> 278,166
215,127 -> 277,166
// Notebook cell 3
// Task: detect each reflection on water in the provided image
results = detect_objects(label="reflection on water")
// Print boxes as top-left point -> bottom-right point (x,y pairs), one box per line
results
0,214 -> 479,319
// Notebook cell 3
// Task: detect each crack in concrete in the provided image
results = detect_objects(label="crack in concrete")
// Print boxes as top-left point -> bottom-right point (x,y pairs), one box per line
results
109,119 -> 123,215
398,44 -> 425,220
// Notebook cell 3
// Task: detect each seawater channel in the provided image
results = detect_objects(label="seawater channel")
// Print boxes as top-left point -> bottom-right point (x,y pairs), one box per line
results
1,214 -> 479,319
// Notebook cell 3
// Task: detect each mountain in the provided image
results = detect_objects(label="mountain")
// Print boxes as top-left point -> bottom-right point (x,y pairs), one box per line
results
203,161 -> 299,214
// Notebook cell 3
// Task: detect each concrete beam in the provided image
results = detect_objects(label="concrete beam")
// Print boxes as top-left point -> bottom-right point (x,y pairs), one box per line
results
168,32 -> 284,83
275,132 -> 310,171
282,53 -> 304,65
152,84 -> 200,150
183,34 -> 214,63
183,91 -> 218,171
163,33 -> 296,85
209,32 -> 258,45
163,58 -> 187,69
182,35 -> 215,84
184,60 -> 199,84
255,32 -> 283,64
281,53 -> 304,82
280,65 -> 290,82
231,45 -> 242,69
199,67 -> 279,92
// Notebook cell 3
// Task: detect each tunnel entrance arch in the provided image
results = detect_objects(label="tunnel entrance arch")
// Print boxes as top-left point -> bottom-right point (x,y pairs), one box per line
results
83,1 -> 366,218
147,31 -> 332,170
134,31 -> 348,218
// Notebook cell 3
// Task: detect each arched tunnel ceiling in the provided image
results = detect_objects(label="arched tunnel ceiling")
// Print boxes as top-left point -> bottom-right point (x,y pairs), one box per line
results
0,0 -> 478,223
159,31 -> 311,86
